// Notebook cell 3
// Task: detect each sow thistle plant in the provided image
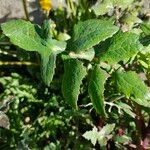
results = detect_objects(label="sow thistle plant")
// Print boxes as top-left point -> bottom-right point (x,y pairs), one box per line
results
1,5 -> 150,148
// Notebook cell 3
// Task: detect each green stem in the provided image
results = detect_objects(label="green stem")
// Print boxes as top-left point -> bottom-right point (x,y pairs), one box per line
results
0,61 -> 37,66
22,0 -> 30,21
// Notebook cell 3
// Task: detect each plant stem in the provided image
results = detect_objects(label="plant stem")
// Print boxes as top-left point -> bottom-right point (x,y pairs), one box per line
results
0,42 -> 12,45
0,61 -> 37,66
22,0 -> 30,21
134,104 -> 145,149
0,49 -> 17,58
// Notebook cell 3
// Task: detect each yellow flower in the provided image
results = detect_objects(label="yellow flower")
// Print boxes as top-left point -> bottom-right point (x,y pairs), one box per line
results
39,0 -> 52,11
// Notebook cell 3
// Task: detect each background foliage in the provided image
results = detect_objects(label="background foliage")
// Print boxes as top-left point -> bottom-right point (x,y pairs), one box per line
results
0,0 -> 150,149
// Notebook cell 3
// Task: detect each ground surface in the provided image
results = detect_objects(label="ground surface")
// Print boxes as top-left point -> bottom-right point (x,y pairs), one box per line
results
0,0 -> 66,24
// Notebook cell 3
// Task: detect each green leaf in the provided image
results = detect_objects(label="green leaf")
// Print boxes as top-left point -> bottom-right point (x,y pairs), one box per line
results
115,71 -> 150,107
69,48 -> 95,61
88,65 -> 108,116
114,135 -> 131,144
140,35 -> 150,47
83,127 -> 98,146
121,11 -> 142,31
141,23 -> 150,36
41,19 -> 51,39
41,39 -> 66,85
92,0 -> 134,16
57,32 -> 71,41
100,32 -> 142,64
116,102 -> 136,118
92,0 -> 114,16
41,52 -> 57,86
99,123 -> 115,136
62,59 -> 86,109
67,19 -> 119,53
114,0 -> 134,9
83,124 -> 115,146
98,123 -> 115,147
1,19 -> 46,52
1,19 -> 66,86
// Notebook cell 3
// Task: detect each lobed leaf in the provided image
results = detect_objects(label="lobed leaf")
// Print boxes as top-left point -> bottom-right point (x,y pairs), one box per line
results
83,124 -> 115,146
83,127 -> 98,146
62,59 -> 86,109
